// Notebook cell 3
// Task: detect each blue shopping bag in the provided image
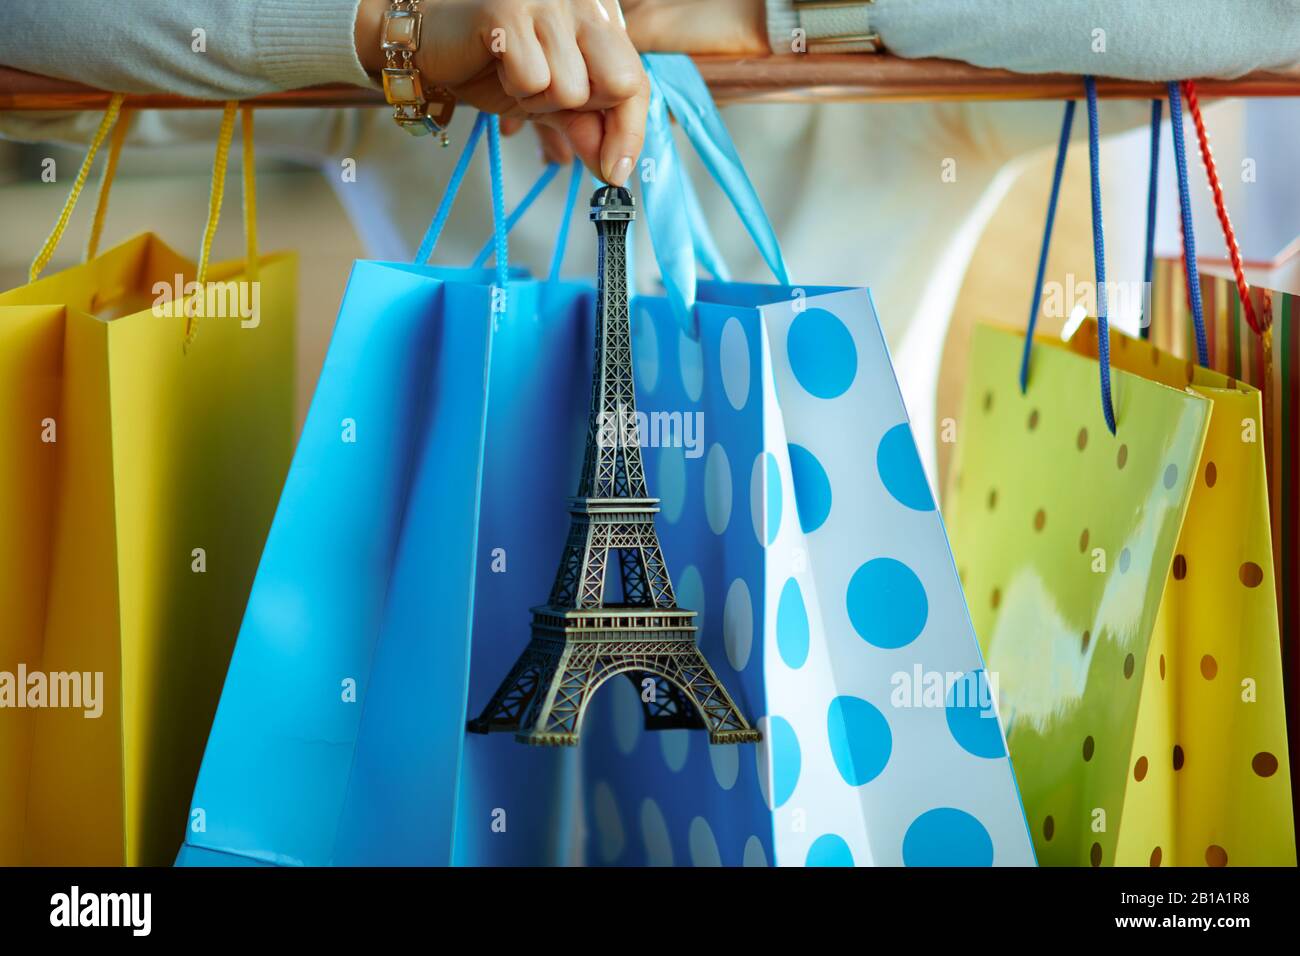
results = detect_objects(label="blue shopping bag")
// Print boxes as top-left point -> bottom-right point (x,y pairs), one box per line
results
579,55 -> 1037,867
177,116 -> 593,866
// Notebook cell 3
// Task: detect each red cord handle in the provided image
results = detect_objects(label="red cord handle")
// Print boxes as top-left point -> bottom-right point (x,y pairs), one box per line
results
1181,79 -> 1264,335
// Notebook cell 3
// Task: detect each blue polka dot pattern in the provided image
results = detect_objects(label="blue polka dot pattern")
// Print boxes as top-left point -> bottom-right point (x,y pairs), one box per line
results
787,443 -> 832,532
944,670 -> 1006,759
827,696 -> 892,786
787,308 -> 858,399
776,578 -> 809,669
876,423 -> 935,511
578,289 -> 1036,870
902,808 -> 995,867
767,716 -> 801,808
805,833 -> 854,867
846,558 -> 928,648
764,452 -> 782,545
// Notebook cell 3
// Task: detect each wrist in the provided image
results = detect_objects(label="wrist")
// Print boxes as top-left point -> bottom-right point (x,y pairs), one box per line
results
354,0 -> 389,76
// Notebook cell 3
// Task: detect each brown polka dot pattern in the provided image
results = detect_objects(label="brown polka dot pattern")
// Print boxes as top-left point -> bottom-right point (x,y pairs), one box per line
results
1239,562 -> 1263,588
987,488 -> 998,510
991,588 -> 1001,610
1117,444 -> 1128,469
1206,845 -> 1228,867
1077,427 -> 1088,450
1252,752 -> 1278,777
1033,509 -> 1046,531
1081,630 -> 1091,653
1028,409 -> 1039,430
1083,736 -> 1095,761
1043,816 -> 1055,841
1205,461 -> 1217,487
1079,529 -> 1090,553
1090,842 -> 1103,867
1123,653 -> 1135,679
1172,554 -> 1187,580
1173,745 -> 1185,771
1201,655 -> 1217,680
1134,756 -> 1148,781
1159,654 -> 1166,679
1150,847 -> 1162,867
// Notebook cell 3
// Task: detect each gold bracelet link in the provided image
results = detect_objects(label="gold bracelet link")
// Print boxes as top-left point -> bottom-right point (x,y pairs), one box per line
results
381,0 -> 455,143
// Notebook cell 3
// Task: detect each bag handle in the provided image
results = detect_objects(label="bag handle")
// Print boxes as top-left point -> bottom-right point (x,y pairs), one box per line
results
1179,80 -> 1264,336
1019,78 -> 1117,434
85,103 -> 133,262
414,112 -> 510,300
29,97 -> 260,350
1139,99 -> 1161,339
1168,81 -> 1210,366
185,103 -> 257,348
470,158 -> 587,282
640,53 -> 789,333
29,94 -> 127,282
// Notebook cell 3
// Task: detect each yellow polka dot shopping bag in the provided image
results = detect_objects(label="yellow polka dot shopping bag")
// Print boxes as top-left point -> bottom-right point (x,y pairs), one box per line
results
945,88 -> 1295,867
576,55 -> 1035,867
1151,165 -> 1300,836
0,102 -> 295,865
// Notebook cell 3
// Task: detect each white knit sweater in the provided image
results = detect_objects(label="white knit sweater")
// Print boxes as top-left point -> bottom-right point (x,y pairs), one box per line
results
1,0 -> 1298,99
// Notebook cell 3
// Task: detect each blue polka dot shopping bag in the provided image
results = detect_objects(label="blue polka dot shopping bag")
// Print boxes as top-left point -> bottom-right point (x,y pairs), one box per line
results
577,56 -> 1036,867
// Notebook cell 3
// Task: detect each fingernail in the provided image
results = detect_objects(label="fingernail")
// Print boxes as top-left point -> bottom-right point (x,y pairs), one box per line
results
610,156 -> 633,186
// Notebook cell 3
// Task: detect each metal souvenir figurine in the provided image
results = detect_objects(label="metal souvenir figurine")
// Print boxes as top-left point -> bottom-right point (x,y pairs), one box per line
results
468,185 -> 760,747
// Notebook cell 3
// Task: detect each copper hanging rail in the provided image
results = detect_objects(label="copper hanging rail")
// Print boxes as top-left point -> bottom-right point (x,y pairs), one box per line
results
2,56 -> 1299,110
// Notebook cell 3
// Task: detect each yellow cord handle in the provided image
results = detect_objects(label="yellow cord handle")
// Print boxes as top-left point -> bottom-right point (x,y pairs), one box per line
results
28,93 -> 125,282
85,106 -> 133,262
185,101 -> 240,348
31,96 -> 259,350
242,107 -> 259,280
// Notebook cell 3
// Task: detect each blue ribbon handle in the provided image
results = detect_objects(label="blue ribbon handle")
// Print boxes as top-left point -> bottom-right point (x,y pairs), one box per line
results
640,67 -> 700,331
640,53 -> 790,332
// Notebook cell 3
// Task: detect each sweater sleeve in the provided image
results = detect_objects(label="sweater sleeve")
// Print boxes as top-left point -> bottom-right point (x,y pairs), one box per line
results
765,0 -> 1300,81
0,0 -> 374,99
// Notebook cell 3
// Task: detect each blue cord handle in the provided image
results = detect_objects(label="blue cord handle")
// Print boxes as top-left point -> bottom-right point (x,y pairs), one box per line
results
415,112 -> 490,265
485,116 -> 509,297
1085,76 -> 1117,435
1140,99 -> 1161,339
549,159 -> 585,282
1169,81 -> 1210,367
471,162 -> 561,268
1019,99 -> 1075,395
1018,80 -> 1115,434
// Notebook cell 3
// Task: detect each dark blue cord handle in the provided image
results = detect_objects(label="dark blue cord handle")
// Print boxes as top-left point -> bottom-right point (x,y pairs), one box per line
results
1169,81 -> 1210,367
1140,99 -> 1162,339
1019,99 -> 1075,394
1085,77 -> 1117,435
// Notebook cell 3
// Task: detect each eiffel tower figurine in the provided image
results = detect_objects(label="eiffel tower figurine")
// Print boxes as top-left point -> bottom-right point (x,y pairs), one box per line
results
468,185 -> 760,747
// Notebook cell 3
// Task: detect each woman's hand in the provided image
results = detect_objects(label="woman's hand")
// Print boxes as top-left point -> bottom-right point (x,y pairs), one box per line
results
357,0 -> 648,185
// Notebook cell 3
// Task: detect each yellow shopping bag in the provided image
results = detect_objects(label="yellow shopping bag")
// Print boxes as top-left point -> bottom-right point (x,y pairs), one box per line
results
946,319 -> 1295,867
1066,320 -> 1294,866
0,100 -> 296,865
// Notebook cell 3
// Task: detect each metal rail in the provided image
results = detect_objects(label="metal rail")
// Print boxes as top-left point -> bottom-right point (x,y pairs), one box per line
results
2,56 -> 1299,110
